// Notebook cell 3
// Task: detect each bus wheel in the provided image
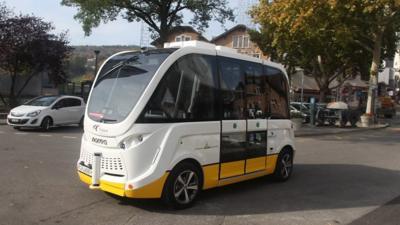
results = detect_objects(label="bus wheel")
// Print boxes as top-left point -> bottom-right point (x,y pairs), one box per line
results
273,148 -> 293,182
162,162 -> 202,209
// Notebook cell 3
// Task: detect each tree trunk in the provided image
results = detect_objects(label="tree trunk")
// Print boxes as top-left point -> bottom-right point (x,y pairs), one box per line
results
0,93 -> 7,109
9,72 -> 17,108
365,30 -> 383,118
319,86 -> 329,102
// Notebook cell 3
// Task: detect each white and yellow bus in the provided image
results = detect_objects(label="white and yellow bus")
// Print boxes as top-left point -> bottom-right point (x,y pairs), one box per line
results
77,41 -> 295,209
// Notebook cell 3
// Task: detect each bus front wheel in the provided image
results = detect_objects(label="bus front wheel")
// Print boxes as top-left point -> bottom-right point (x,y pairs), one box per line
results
273,148 -> 294,182
162,162 -> 202,209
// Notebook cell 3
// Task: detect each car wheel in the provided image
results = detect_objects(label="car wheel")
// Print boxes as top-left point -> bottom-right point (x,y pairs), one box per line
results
162,162 -> 202,209
13,126 -> 20,130
273,148 -> 294,182
41,117 -> 52,131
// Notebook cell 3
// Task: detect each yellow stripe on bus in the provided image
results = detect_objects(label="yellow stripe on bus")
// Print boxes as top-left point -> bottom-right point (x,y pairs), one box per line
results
77,154 -> 279,199
220,160 -> 245,179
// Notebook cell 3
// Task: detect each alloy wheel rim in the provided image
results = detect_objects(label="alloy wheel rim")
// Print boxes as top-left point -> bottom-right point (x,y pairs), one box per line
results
281,154 -> 292,178
173,170 -> 199,204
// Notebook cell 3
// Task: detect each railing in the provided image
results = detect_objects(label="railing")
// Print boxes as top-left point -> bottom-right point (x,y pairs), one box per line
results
0,113 -> 8,124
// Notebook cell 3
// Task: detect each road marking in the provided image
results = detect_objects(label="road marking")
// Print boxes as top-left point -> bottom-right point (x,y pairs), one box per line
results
14,132 -> 27,135
62,136 -> 77,139
39,134 -> 52,137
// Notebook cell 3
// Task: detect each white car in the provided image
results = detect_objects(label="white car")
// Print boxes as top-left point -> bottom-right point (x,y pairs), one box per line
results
7,95 -> 85,131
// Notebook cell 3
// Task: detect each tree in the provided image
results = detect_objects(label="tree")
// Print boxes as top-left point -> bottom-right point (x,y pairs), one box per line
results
251,0 -> 400,111
0,8 -> 71,108
61,0 -> 234,45
65,55 -> 87,79
250,0 -> 370,102
332,0 -> 400,116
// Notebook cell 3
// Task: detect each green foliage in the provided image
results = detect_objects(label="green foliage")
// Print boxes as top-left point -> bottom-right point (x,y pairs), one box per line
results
250,0 -> 400,102
61,0 -> 234,43
65,55 -> 87,78
0,4 -> 71,107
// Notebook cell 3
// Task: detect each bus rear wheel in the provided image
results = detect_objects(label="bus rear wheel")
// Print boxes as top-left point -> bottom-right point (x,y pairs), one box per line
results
273,148 -> 294,182
162,162 -> 202,209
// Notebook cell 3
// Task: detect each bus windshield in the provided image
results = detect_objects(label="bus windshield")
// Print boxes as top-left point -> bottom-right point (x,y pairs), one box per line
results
87,49 -> 175,123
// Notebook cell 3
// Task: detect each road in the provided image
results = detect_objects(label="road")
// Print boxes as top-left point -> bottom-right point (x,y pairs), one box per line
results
0,121 -> 399,225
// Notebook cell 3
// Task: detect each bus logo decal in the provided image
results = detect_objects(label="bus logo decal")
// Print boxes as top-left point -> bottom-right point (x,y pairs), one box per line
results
92,137 -> 107,145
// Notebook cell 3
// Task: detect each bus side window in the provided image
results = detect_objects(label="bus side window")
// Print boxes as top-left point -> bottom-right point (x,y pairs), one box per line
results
243,61 -> 267,119
264,66 -> 289,119
137,54 -> 219,123
219,57 -> 245,120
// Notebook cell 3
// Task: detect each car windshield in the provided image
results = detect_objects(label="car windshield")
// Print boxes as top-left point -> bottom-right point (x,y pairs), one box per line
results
87,49 -> 175,123
24,96 -> 59,106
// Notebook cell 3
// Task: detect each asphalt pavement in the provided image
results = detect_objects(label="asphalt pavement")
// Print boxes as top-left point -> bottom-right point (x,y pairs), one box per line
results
0,120 -> 399,225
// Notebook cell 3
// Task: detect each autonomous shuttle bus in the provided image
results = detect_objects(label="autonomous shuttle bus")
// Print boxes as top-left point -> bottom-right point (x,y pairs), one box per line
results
77,41 -> 295,208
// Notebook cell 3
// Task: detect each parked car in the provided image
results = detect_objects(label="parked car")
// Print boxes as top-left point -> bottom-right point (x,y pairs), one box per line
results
290,102 -> 311,122
7,95 -> 85,131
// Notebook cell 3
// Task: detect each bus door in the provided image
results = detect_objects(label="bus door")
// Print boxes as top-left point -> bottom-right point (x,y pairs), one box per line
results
219,57 -> 247,179
244,62 -> 268,173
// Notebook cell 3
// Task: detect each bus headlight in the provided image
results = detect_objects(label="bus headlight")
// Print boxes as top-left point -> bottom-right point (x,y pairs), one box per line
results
119,134 -> 147,150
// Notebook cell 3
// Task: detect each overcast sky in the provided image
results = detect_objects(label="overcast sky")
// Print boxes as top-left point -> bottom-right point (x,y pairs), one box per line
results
4,0 -> 255,46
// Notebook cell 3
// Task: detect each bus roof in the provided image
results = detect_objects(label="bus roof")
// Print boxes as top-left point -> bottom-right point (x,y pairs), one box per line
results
163,40 -> 288,80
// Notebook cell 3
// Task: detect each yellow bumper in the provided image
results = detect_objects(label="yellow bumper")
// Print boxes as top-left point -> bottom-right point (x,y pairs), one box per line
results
77,171 -> 169,199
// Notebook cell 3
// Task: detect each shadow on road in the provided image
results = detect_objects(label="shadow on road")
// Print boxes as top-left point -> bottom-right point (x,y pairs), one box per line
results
348,195 -> 400,225
115,164 -> 400,216
15,125 -> 83,134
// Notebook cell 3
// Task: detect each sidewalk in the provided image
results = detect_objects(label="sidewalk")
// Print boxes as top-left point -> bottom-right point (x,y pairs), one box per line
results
295,123 -> 389,137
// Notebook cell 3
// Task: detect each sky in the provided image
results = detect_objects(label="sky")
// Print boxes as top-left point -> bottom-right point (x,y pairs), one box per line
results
4,0 -> 254,46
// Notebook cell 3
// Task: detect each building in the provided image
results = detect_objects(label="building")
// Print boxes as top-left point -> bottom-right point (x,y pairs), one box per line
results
151,26 -> 208,48
152,24 -> 268,60
210,24 -> 268,60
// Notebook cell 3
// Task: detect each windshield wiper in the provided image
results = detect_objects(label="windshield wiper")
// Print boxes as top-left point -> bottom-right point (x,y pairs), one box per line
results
97,55 -> 140,81
99,118 -> 117,123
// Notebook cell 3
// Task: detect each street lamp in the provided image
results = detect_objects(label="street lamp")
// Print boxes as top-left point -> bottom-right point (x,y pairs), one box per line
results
94,50 -> 100,75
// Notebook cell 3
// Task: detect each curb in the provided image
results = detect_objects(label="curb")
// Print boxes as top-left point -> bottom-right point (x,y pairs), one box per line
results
295,124 -> 390,137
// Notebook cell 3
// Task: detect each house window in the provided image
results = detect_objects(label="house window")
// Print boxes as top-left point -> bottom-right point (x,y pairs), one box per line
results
232,35 -> 251,49
175,35 -> 192,42
243,36 -> 250,48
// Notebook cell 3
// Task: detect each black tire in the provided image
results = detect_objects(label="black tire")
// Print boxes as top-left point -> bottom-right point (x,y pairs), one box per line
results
350,117 -> 358,127
40,117 -> 52,131
13,126 -> 20,130
273,148 -> 294,182
162,161 -> 202,209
